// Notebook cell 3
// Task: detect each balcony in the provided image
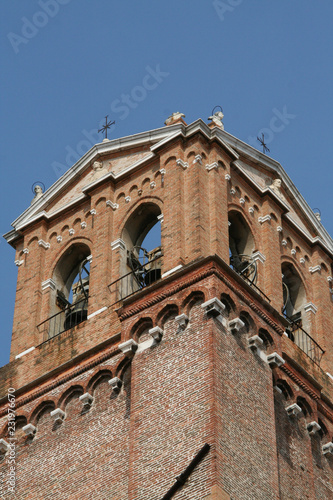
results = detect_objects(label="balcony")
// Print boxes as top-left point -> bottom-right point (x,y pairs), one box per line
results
37,298 -> 88,342
108,250 -> 162,305
285,317 -> 324,366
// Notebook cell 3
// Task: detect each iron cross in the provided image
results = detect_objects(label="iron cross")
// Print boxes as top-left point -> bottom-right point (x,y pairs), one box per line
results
257,133 -> 270,154
98,115 -> 115,139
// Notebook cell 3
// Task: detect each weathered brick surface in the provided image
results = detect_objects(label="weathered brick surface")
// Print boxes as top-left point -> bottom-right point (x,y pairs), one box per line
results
1,123 -> 332,499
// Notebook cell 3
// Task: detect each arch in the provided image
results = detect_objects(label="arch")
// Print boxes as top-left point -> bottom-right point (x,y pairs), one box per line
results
164,155 -> 176,166
58,384 -> 84,410
142,178 -> 151,189
61,225 -> 69,234
95,196 -> 106,208
30,400 -> 56,425
87,368 -> 113,394
239,310 -> 255,333
274,379 -> 293,400
228,210 -> 256,283
296,396 -> 313,417
318,418 -> 328,439
320,262 -> 328,273
73,218 -> 81,229
282,261 -> 307,321
186,150 -> 196,161
220,293 -> 236,317
49,232 -> 58,242
130,317 -> 154,343
182,290 -> 206,316
258,328 -> 274,348
129,185 -> 138,196
156,304 -> 179,328
27,236 -> 38,248
116,192 -> 125,203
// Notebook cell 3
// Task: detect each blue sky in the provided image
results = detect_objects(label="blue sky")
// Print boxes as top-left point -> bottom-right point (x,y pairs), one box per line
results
1,0 -> 332,368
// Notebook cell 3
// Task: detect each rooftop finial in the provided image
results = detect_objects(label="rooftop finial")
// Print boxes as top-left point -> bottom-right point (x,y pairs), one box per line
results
208,106 -> 224,129
165,112 -> 186,126
98,115 -> 115,141
31,182 -> 45,204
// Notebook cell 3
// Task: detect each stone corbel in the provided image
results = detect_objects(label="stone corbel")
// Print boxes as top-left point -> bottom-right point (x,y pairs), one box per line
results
206,162 -> 218,171
174,314 -> 189,331
286,403 -> 302,417
258,215 -> 272,224
266,352 -> 285,368
149,326 -> 163,343
50,408 -> 66,422
106,200 -> 119,210
228,318 -> 245,334
108,377 -> 123,394
307,421 -> 321,436
22,424 -> 37,436
248,335 -> 264,353
118,339 -> 138,357
0,439 -> 10,454
193,154 -> 202,165
79,393 -> 94,407
176,159 -> 188,170
322,442 -> 333,456
111,239 -> 126,251
38,240 -> 50,250
201,298 -> 225,319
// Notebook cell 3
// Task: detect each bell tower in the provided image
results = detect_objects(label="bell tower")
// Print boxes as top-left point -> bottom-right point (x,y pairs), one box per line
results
1,111 -> 333,499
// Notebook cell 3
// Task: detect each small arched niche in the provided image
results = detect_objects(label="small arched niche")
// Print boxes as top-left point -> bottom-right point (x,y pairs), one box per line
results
281,262 -> 306,323
48,243 -> 91,336
120,203 -> 162,295
228,211 -> 256,284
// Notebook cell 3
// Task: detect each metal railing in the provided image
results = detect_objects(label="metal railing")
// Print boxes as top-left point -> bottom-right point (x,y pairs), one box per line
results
230,254 -> 271,303
285,317 -> 324,366
108,255 -> 162,305
37,298 -> 88,342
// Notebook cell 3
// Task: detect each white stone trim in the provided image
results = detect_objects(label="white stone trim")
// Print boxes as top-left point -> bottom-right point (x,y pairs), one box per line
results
291,249 -> 296,255
81,221 -> 87,229
118,339 -> 138,357
201,298 -> 225,319
90,209 -> 97,215
111,238 -> 126,251
57,235 -> 62,243
309,265 -> 321,274
157,214 -> 164,224
327,276 -> 333,282
79,393 -> 94,406
108,377 -> 123,393
41,279 -> 56,291
23,248 -> 29,254
87,254 -> 93,263
304,303 -> 318,314
38,239 -> 50,249
286,403 -> 302,417
125,196 -> 131,203
15,260 -> 24,266
281,240 -> 287,247
149,326 -> 163,343
193,154 -> 202,164
300,258 -> 305,264
174,313 -> 189,331
150,181 -> 156,189
106,200 -> 119,210
258,215 -> 272,224
0,439 -> 10,454
160,168 -> 166,175
248,335 -> 264,352
206,162 -> 218,171
239,198 -> 245,205
307,421 -> 321,436
162,265 -> 183,278
15,346 -> 35,359
252,251 -> 266,264
249,207 -> 255,214
22,424 -> 37,436
87,306 -> 107,320
176,159 -> 188,170
69,229 -> 75,236
266,352 -> 285,368
230,188 -> 236,195
322,442 -> 333,455
225,173 -> 231,181
50,408 -> 66,422
229,318 -> 245,333
277,226 -> 283,232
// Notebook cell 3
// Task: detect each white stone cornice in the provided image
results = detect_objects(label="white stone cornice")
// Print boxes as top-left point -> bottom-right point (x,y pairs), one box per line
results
176,159 -> 188,170
15,346 -> 35,359
252,251 -> 266,264
87,306 -> 107,320
161,264 -> 183,278
309,265 -> 321,274
41,278 -> 56,291
111,238 -> 126,251
38,239 -> 50,249
106,200 -> 119,210
304,302 -> 318,314
258,215 -> 272,224
206,162 -> 218,171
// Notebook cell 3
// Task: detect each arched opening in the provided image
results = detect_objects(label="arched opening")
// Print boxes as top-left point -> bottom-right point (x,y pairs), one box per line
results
119,203 -> 162,299
281,262 -> 306,323
228,211 -> 257,284
44,243 -> 91,337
